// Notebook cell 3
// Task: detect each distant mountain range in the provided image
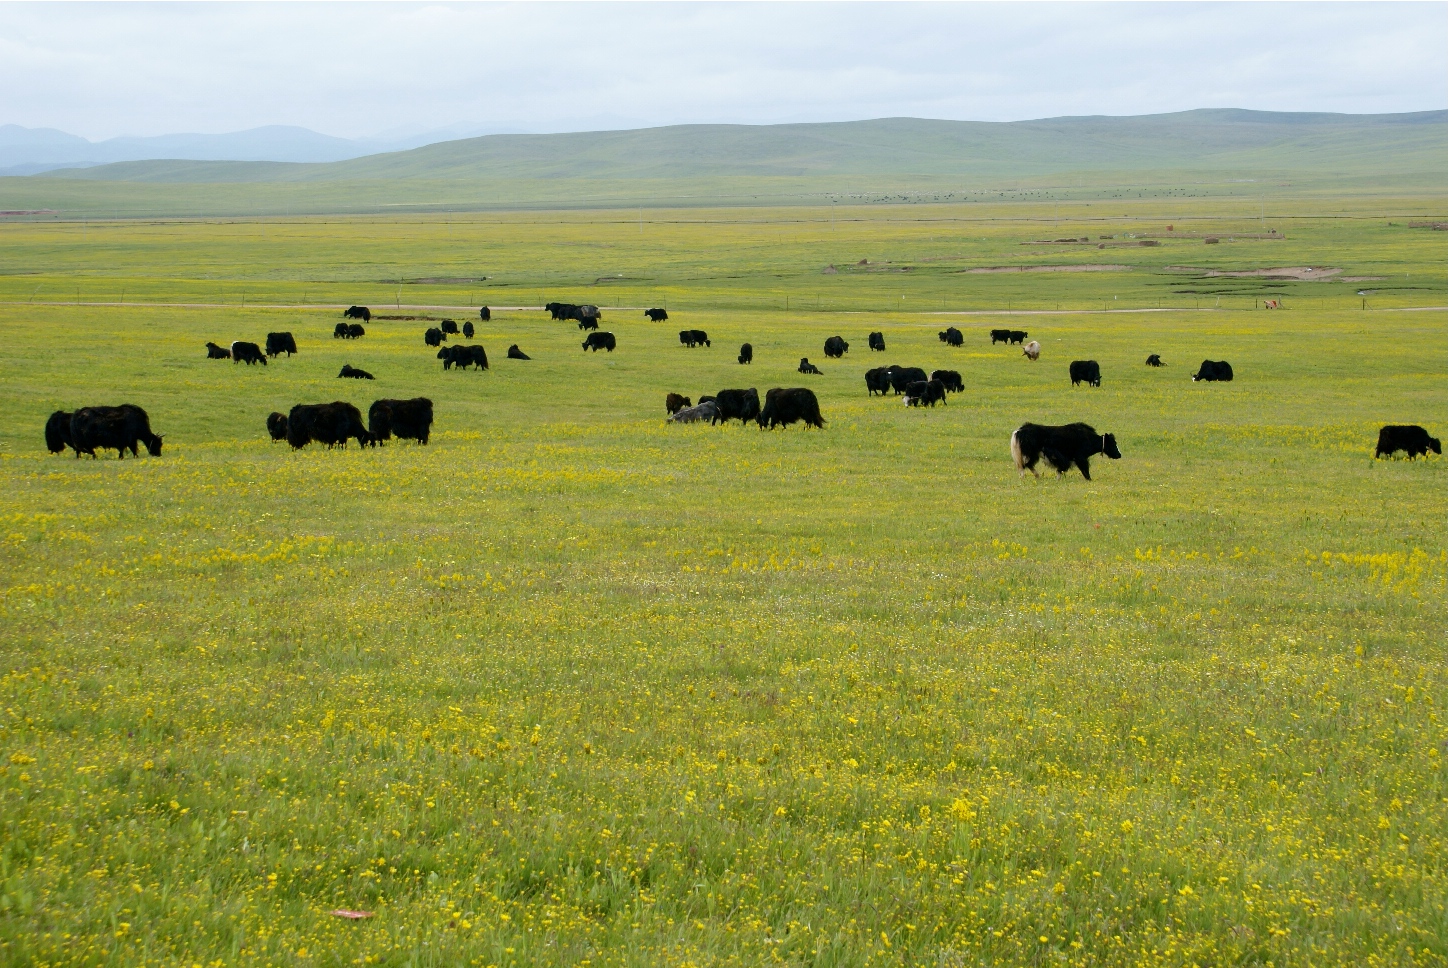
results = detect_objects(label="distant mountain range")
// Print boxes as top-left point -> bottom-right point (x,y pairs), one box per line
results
0,124 -> 502,176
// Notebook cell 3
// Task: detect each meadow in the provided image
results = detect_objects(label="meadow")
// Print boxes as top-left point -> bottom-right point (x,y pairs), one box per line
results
0,198 -> 1445,967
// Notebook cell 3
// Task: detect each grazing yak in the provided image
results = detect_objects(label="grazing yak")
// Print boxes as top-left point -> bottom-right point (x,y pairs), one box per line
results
369,398 -> 433,445
824,336 -> 849,358
888,366 -> 929,395
990,328 -> 1012,344
868,331 -> 886,352
286,402 -> 372,450
334,322 -> 350,339
757,387 -> 825,429
344,306 -> 371,322
1011,422 -> 1121,480
1146,354 -> 1164,367
1070,360 -> 1102,387
507,344 -> 531,360
266,411 -> 289,442
583,331 -> 616,352
231,341 -> 267,366
439,345 -> 489,371
424,327 -> 445,347
346,323 -> 366,339
69,405 -> 163,459
738,342 -> 753,365
339,364 -> 374,380
45,410 -> 73,454
205,341 -> 231,359
938,327 -> 964,347
479,306 -> 491,321
1022,340 -> 1041,361
865,367 -> 892,396
266,332 -> 297,357
1193,360 -> 1234,382
1009,330 -> 1028,344
904,380 -> 947,407
798,358 -> 822,375
1375,425 -> 1441,459
665,393 -> 692,415
645,308 -> 669,322
550,303 -> 602,325
679,329 -> 710,348
440,319 -> 459,335
671,400 -> 720,424
462,321 -> 475,338
930,369 -> 964,393
578,317 -> 600,331
711,388 -> 761,426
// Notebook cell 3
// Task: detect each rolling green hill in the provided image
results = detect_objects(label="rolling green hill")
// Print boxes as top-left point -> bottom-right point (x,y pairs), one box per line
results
3,110 -> 1445,216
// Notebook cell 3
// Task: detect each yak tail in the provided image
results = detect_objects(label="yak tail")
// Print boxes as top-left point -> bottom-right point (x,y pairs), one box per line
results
1010,429 -> 1024,471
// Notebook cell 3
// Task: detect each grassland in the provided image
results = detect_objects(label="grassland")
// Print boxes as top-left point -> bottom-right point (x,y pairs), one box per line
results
0,197 -> 1445,967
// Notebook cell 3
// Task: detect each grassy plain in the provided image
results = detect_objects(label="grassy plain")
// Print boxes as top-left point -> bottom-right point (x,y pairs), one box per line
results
0,199 -> 1445,967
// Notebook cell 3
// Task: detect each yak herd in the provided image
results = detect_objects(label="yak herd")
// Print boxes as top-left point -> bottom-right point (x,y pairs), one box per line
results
41,302 -> 1439,475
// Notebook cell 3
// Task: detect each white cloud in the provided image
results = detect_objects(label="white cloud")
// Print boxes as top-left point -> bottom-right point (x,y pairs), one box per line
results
0,1 -> 1442,139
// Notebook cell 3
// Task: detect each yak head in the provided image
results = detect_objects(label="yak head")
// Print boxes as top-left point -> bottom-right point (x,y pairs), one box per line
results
1102,433 -> 1122,459
1430,436 -> 1443,455
146,435 -> 164,457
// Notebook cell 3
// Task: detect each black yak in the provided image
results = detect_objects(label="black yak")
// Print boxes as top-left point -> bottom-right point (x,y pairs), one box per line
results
45,410 -> 73,454
665,393 -> 692,415
645,308 -> 669,322
868,332 -> 885,352
69,405 -> 163,459
507,344 -> 531,360
798,358 -> 822,375
266,332 -> 297,357
1193,360 -> 1234,382
1375,425 -> 1441,459
231,341 -> 267,365
205,341 -> 231,359
930,369 -> 964,393
266,411 -> 289,442
339,364 -> 374,380
757,388 -> 824,429
938,327 -> 963,347
738,342 -> 753,365
1070,360 -> 1102,387
286,402 -> 371,449
583,332 -> 616,352
369,398 -> 433,445
904,380 -> 946,407
1011,422 -> 1121,480
344,306 -> 371,322
711,388 -> 761,425
823,335 -> 848,358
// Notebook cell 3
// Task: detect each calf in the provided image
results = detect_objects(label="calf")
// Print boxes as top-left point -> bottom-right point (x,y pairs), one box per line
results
665,393 -> 692,415
990,328 -> 1011,344
757,387 -> 825,429
864,367 -> 892,396
507,344 -> 531,360
738,342 -> 753,365
231,341 -> 267,366
463,321 -> 475,338
1069,360 -> 1102,387
903,380 -> 946,407
582,331 -> 616,352
679,330 -> 709,347
286,401 -> 372,450
339,364 -> 374,380
369,398 -> 433,445
1146,354 -> 1164,367
266,331 -> 297,357
69,405 -> 163,459
824,335 -> 849,358
578,317 -> 600,331
266,411 -> 289,442
205,341 -> 231,359
1375,425 -> 1441,459
711,388 -> 761,425
1193,360 -> 1234,382
938,327 -> 963,347
424,327 -> 445,347
45,410 -> 73,454
1022,340 -> 1040,361
930,369 -> 964,393
868,331 -> 886,351
798,358 -> 822,375
645,308 -> 669,322
670,400 -> 719,424
1011,422 -> 1120,480
440,319 -> 458,335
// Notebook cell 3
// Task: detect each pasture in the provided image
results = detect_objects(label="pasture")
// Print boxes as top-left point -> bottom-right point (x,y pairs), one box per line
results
0,201 -> 1445,967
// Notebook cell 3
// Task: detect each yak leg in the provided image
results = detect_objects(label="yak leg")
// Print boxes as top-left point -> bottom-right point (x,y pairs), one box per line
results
1077,457 -> 1092,481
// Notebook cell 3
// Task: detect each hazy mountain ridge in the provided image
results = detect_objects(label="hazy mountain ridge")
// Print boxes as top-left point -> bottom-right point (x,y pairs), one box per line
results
26,110 -> 1446,185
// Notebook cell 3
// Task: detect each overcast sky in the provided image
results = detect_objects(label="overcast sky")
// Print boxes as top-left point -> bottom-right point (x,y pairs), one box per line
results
2,1 -> 1444,140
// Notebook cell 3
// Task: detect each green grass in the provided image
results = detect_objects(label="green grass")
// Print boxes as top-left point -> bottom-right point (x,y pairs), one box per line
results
0,197 -> 1445,967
